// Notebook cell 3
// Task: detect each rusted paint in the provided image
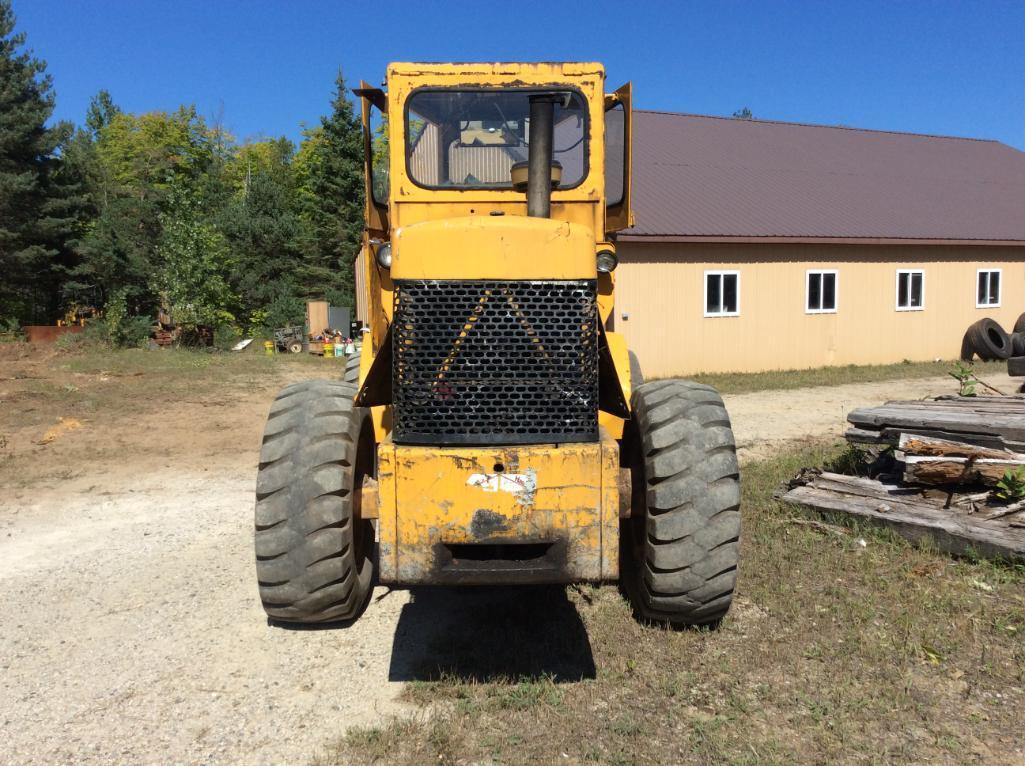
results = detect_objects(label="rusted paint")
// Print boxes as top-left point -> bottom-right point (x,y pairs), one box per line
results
469,509 -> 510,538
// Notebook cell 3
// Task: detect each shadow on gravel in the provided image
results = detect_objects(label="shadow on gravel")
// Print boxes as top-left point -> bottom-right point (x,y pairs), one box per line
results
387,585 -> 595,683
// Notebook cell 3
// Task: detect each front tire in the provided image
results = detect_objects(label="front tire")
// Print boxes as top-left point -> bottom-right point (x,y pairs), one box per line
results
625,380 -> 741,627
254,380 -> 375,624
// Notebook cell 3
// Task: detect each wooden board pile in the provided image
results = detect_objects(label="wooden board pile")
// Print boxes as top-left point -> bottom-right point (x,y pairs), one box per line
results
781,395 -> 1025,562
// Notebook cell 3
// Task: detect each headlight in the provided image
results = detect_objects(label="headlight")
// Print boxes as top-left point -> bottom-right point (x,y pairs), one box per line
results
375,242 -> 392,269
596,249 -> 618,273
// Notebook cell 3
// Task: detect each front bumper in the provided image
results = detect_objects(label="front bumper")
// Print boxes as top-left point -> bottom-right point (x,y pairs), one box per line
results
376,430 -> 620,585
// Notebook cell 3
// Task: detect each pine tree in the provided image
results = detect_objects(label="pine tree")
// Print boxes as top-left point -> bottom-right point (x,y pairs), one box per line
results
0,0 -> 63,322
295,71 -> 364,309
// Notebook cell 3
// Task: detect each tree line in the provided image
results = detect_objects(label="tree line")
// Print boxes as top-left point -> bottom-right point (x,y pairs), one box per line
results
0,0 -> 365,341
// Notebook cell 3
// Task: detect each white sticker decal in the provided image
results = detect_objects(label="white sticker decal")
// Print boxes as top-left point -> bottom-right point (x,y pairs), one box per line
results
467,471 -> 536,494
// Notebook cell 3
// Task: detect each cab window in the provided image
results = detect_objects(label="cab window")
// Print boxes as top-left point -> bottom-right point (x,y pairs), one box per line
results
405,89 -> 588,190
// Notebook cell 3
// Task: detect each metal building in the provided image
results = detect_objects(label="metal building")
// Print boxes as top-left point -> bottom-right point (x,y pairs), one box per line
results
616,111 -> 1025,376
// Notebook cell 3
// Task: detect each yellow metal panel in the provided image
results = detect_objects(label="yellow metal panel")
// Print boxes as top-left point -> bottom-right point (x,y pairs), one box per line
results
376,438 -> 399,581
597,329 -> 630,440
391,216 -> 596,280
376,435 -> 619,584
599,430 -> 620,579
614,242 -> 1025,376
384,62 -> 607,240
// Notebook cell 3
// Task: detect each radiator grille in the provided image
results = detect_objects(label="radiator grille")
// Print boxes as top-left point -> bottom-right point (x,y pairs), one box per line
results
392,279 -> 598,445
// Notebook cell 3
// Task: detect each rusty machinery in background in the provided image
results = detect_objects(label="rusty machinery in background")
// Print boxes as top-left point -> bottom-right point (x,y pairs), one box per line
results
252,63 -> 741,628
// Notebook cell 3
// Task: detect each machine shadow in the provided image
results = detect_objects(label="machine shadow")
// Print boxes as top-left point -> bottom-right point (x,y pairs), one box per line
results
388,585 -> 596,683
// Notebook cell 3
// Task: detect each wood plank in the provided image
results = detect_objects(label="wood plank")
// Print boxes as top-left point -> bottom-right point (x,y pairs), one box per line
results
847,407 -> 1025,441
897,433 -> 1022,460
901,455 -> 1025,486
782,475 -> 1025,562
845,427 -> 1024,452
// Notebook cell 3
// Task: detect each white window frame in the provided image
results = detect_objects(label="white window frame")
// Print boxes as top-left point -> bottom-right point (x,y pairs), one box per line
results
703,270 -> 741,317
895,269 -> 925,312
976,268 -> 1002,309
805,269 -> 838,314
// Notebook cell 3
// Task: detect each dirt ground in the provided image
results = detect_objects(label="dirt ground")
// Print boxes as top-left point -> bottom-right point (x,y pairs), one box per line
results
0,346 -> 1017,764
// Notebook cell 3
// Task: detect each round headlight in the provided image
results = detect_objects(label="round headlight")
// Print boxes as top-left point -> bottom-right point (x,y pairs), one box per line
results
375,242 -> 392,269
596,249 -> 618,273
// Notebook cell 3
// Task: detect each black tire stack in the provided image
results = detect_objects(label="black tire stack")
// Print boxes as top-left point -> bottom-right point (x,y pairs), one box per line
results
961,314 -> 1025,377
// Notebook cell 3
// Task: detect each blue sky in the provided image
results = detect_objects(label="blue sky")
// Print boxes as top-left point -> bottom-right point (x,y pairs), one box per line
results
14,0 -> 1025,150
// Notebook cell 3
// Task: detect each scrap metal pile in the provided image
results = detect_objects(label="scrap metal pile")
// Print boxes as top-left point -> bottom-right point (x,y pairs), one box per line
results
782,395 -> 1025,562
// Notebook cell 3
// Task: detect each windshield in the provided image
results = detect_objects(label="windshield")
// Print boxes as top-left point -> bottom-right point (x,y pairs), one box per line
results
405,89 -> 587,189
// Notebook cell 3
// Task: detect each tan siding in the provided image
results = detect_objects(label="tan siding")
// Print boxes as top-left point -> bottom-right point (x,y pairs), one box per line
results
615,243 -> 1025,377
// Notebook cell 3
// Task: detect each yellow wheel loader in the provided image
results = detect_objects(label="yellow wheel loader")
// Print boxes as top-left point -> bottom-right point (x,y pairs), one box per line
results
254,63 -> 740,627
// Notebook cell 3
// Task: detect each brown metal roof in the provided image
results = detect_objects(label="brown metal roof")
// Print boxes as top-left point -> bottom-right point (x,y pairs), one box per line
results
623,110 -> 1025,244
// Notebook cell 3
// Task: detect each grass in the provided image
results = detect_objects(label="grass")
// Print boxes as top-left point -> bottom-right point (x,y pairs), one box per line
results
318,441 -> 1025,766
683,359 -> 1009,395
0,343 -> 327,431
0,343 -> 335,486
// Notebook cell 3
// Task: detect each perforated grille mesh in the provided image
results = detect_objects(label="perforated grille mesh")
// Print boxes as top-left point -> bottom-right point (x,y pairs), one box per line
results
392,280 -> 598,445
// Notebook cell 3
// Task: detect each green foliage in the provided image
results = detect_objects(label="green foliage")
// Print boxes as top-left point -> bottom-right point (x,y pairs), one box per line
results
994,467 -> 1025,502
0,0 -> 83,324
949,361 -> 978,397
153,183 -> 236,328
99,287 -> 151,348
294,71 -> 365,309
0,23 -> 365,335
0,316 -> 24,342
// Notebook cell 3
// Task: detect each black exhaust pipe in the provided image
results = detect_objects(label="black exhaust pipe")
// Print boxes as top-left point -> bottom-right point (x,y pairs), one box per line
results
527,95 -> 556,218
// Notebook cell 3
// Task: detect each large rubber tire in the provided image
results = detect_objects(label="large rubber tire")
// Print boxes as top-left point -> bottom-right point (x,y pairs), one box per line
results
964,318 -> 1011,361
1008,356 -> 1025,377
1014,313 -> 1025,335
625,380 -> 741,627
343,353 -> 360,384
1011,332 -> 1025,358
254,380 -> 375,624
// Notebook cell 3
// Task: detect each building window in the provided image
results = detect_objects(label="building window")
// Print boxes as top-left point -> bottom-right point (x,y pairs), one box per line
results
704,271 -> 740,317
896,269 -> 925,311
977,269 -> 1001,308
806,270 -> 838,313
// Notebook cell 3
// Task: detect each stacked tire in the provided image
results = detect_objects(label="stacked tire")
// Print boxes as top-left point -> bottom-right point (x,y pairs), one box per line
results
961,318 -> 1012,362
1010,313 -> 1025,378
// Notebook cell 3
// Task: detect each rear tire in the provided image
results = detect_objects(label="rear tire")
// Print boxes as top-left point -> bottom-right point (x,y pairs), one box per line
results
625,380 -> 741,627
1014,313 -> 1025,335
344,352 -> 360,384
254,380 -> 375,624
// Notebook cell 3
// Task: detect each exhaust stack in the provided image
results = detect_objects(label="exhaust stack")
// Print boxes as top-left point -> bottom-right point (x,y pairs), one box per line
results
527,95 -> 556,218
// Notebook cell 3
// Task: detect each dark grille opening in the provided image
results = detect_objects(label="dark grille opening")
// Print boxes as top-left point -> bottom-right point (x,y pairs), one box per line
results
392,279 -> 598,445
446,542 -> 552,562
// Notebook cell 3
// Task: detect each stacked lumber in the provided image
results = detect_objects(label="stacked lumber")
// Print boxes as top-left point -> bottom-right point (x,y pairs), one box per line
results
781,394 -> 1025,561
782,471 -> 1025,562
846,395 -> 1025,451
897,434 -> 1025,487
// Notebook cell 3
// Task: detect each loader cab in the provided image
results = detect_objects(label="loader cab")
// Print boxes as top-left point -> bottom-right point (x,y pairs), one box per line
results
355,63 -> 632,371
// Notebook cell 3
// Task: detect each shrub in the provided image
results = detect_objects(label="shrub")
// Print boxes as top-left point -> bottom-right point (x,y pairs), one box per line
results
102,289 -> 153,348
